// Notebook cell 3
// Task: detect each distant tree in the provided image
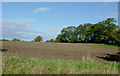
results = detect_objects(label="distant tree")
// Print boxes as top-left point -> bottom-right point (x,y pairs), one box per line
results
34,36 -> 43,42
45,40 -> 49,42
46,39 -> 54,42
1,39 -> 9,41
12,38 -> 20,41
49,39 -> 54,42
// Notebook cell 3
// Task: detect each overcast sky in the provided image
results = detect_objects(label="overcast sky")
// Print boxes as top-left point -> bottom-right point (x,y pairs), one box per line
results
2,2 -> 118,41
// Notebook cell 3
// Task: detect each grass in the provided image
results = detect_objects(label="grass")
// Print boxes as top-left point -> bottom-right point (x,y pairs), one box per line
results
2,56 -> 119,74
86,43 -> 120,48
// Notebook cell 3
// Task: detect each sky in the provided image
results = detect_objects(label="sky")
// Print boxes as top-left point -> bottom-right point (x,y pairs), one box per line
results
2,2 -> 118,41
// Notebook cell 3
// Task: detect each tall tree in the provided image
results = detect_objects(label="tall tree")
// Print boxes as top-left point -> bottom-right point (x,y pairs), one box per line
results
61,26 -> 77,43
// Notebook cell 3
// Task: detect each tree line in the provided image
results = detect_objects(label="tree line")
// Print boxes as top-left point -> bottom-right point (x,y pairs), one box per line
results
0,38 -> 20,41
48,18 -> 120,46
1,18 -> 120,46
0,36 -> 43,42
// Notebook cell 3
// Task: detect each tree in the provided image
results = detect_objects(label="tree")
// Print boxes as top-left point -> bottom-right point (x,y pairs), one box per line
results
87,23 -> 106,43
117,28 -> 120,46
55,34 -> 62,42
76,23 -> 92,43
34,36 -> 43,42
49,39 -> 54,42
46,39 -> 54,42
59,26 -> 77,43
12,38 -> 20,41
110,28 -> 120,46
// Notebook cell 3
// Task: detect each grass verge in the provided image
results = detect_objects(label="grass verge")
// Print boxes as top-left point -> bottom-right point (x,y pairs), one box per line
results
2,56 -> 119,74
86,43 -> 120,48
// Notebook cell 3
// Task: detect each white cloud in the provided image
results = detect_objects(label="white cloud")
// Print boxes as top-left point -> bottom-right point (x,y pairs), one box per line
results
2,19 -> 42,41
33,7 -> 50,13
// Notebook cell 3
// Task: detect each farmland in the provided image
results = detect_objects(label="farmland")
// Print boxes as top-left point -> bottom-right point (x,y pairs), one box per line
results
2,41 -> 119,62
1,41 -> 120,74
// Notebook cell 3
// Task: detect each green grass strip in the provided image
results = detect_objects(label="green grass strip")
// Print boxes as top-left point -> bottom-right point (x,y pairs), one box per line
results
2,56 -> 119,74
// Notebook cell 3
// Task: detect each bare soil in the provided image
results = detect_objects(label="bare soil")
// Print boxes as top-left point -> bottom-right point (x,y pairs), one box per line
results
1,41 -> 119,62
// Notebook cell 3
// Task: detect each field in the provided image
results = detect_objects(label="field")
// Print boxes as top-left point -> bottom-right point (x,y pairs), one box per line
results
1,41 -> 120,74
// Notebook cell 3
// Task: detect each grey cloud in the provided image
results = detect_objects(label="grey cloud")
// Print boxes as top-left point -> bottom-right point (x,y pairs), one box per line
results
33,7 -> 50,13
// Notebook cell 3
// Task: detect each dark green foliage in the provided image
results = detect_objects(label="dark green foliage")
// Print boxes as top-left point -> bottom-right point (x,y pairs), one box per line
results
12,38 -> 20,41
46,39 -> 54,42
55,26 -> 77,43
55,34 -> 62,42
0,39 -> 9,41
55,18 -> 119,46
34,36 -> 43,42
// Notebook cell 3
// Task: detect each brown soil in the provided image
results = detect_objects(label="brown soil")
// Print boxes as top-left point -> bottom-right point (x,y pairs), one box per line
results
1,41 -> 119,62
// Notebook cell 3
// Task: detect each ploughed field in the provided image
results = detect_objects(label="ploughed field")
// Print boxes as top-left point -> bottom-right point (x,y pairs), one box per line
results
2,41 -> 119,62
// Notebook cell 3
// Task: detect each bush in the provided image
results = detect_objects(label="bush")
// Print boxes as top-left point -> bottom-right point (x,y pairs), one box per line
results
46,39 -> 54,42
12,38 -> 20,41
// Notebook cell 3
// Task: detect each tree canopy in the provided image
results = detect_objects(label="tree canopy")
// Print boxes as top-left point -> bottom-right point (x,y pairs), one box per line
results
55,18 -> 120,46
